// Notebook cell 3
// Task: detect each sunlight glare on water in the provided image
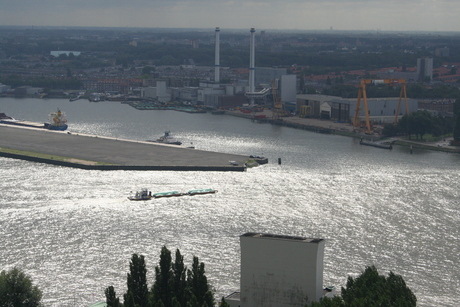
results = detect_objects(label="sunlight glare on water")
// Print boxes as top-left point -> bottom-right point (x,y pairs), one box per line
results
0,98 -> 459,307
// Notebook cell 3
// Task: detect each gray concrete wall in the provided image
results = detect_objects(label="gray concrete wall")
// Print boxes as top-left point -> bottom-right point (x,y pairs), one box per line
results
240,233 -> 325,307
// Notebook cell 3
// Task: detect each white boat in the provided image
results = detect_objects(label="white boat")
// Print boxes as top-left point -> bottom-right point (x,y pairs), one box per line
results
148,130 -> 182,145
128,189 -> 152,201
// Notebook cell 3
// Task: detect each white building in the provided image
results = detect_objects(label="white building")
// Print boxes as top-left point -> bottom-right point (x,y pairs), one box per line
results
141,81 -> 170,102
227,233 -> 326,307
280,74 -> 297,103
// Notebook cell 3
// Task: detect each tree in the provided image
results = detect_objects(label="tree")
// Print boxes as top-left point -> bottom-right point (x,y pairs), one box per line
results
186,257 -> 214,307
171,249 -> 187,307
142,66 -> 155,75
398,110 -> 433,140
124,254 -> 149,307
306,266 -> 416,307
453,98 -> 460,144
219,297 -> 230,307
106,248 -> 215,307
0,267 -> 42,307
151,246 -> 173,307
105,286 -> 121,307
411,110 -> 433,140
382,123 -> 400,137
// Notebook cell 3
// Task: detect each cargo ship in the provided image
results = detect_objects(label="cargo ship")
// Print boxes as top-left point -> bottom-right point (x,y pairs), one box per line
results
44,108 -> 68,131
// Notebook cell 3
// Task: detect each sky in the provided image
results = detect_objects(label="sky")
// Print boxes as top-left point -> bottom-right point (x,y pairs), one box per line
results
0,0 -> 459,32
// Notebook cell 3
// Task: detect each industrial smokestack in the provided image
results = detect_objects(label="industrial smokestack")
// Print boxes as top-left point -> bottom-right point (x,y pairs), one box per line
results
214,27 -> 220,83
249,28 -> 256,105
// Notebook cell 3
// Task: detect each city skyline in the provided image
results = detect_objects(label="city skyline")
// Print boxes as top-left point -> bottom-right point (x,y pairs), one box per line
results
0,0 -> 459,32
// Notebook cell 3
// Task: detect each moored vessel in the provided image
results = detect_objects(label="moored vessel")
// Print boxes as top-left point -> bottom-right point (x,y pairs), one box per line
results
359,138 -> 393,149
0,112 -> 16,122
44,108 -> 68,131
148,130 -> 182,145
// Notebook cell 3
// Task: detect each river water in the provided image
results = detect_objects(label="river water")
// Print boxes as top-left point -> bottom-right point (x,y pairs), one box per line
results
0,98 -> 459,307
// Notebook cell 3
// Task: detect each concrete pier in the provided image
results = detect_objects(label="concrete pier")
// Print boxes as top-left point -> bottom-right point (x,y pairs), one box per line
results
0,124 -> 251,171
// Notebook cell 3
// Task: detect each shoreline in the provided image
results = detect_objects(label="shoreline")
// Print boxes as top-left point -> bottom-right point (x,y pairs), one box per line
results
222,109 -> 460,154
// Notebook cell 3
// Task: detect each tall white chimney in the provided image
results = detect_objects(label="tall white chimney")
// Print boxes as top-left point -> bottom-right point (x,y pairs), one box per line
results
214,27 -> 220,83
249,28 -> 256,105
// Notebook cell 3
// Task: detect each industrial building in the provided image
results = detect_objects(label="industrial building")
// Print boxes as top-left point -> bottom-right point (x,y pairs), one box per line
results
226,233 -> 326,307
141,80 -> 169,102
296,94 -> 418,124
160,27 -> 296,109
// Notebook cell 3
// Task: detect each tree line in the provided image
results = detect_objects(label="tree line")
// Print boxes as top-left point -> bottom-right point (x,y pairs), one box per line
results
0,262 -> 417,307
0,74 -> 82,90
307,266 -> 416,307
105,247 -> 215,307
383,109 -> 456,141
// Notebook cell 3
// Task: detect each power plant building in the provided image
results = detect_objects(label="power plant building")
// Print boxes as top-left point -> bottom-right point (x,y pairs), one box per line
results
226,233 -> 326,307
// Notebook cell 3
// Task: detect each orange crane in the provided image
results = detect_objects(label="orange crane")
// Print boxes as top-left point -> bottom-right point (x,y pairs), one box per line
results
353,78 -> 409,134
271,80 -> 284,121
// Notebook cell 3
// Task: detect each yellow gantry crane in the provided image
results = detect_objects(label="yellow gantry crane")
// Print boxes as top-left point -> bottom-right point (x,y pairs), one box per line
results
353,78 -> 409,134
271,80 -> 285,121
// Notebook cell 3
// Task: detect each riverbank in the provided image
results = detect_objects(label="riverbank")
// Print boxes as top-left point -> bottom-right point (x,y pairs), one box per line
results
223,109 -> 460,154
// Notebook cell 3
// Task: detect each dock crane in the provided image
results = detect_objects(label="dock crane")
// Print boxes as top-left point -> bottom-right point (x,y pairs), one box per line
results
271,80 -> 285,121
353,78 -> 409,134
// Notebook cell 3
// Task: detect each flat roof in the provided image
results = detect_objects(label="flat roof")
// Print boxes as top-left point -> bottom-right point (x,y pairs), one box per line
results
241,232 -> 323,243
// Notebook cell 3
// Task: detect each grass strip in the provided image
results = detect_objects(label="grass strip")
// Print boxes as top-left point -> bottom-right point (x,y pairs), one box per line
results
0,147 -> 111,165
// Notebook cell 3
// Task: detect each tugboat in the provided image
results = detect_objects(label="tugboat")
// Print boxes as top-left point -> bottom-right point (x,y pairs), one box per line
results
128,189 -> 152,201
44,108 -> 68,131
148,130 -> 182,145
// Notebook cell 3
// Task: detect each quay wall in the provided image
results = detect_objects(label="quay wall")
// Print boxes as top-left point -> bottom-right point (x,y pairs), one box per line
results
0,124 -> 251,171
0,151 -> 247,171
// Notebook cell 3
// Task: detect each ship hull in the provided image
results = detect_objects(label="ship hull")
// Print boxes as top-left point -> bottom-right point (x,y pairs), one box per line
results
44,123 -> 68,131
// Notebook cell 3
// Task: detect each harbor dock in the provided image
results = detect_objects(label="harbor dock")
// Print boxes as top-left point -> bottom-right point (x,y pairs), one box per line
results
0,124 -> 251,171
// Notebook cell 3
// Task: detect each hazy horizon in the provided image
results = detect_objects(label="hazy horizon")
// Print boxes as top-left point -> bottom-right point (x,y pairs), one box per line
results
0,0 -> 458,33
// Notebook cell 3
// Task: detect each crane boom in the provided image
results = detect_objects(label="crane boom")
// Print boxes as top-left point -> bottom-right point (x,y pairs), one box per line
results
353,79 -> 408,134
